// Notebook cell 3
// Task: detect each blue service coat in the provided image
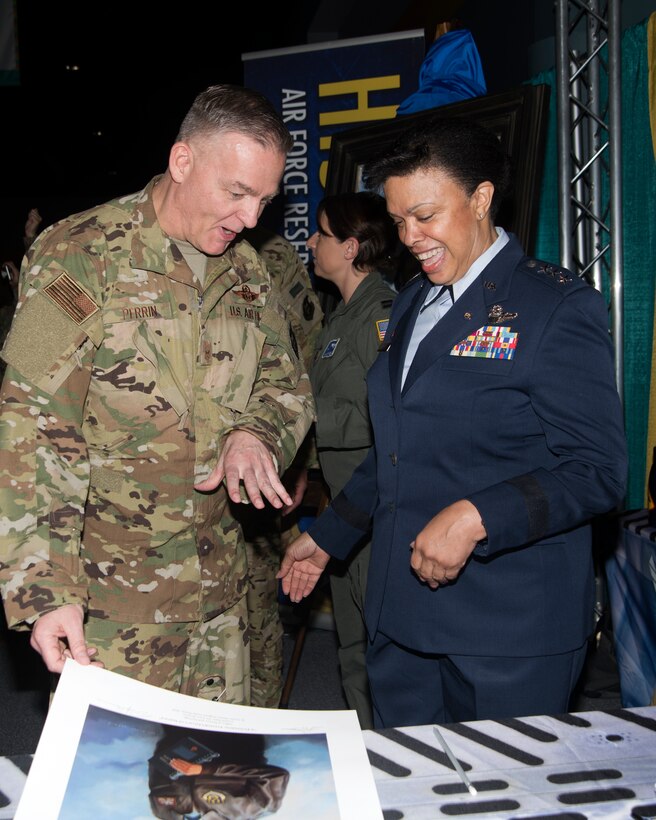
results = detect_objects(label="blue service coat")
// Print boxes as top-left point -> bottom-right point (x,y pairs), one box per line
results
309,235 -> 627,659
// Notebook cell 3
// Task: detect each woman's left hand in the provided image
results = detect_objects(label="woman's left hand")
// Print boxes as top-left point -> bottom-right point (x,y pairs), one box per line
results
410,499 -> 486,589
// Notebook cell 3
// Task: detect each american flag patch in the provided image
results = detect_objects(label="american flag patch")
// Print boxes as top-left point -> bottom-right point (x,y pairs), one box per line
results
43,273 -> 100,325
451,325 -> 518,359
375,318 -> 389,342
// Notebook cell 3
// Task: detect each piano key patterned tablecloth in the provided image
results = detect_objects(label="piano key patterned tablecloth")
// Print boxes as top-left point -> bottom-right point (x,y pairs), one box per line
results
1,707 -> 655,819
364,707 -> 656,818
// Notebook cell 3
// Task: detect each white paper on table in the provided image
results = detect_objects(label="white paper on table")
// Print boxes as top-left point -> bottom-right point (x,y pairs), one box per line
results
15,660 -> 382,820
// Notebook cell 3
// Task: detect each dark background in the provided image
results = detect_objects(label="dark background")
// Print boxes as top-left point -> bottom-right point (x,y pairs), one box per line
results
1,0 -> 560,265
1,0 -> 651,264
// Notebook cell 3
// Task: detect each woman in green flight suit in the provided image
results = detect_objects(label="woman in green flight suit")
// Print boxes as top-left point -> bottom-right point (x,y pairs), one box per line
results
308,191 -> 398,728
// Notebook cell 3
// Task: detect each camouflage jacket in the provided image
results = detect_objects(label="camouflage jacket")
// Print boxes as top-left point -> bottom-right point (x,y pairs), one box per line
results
0,177 -> 314,628
243,226 -> 323,472
242,226 -> 323,371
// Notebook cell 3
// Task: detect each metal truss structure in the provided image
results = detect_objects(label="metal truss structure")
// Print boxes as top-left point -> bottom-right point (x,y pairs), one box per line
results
555,0 -> 623,399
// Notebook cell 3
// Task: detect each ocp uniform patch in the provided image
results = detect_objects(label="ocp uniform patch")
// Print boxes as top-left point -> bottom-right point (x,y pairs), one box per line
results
1,273 -> 100,387
43,272 -> 99,324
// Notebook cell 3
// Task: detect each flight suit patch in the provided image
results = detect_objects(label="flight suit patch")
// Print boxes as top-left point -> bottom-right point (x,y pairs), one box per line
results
375,318 -> 389,342
321,339 -> 340,358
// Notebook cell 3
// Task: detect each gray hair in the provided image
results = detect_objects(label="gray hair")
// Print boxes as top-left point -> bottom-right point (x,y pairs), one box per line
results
176,84 -> 293,154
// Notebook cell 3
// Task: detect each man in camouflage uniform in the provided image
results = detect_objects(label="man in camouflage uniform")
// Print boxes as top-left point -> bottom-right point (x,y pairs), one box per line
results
0,85 -> 314,705
237,225 -> 323,708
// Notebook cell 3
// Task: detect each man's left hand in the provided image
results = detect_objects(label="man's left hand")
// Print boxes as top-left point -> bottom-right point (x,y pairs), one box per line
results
194,429 -> 292,509
410,499 -> 486,589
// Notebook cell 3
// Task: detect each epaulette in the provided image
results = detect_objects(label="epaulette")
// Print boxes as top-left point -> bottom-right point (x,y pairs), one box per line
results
523,258 -> 575,287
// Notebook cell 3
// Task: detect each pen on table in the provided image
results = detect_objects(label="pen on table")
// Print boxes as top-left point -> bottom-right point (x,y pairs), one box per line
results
433,725 -> 478,796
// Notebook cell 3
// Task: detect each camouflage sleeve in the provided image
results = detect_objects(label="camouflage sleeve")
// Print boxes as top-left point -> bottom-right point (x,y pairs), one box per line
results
276,249 -> 323,371
0,240 -> 103,628
226,280 -> 315,474
287,426 -> 320,472
277,251 -> 322,474
249,230 -> 324,373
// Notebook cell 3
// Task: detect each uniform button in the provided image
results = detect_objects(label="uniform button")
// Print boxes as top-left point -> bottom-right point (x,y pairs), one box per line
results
389,452 -> 398,466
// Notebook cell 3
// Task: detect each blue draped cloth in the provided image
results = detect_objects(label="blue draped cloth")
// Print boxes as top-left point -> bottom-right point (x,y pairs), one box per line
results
396,28 -> 487,116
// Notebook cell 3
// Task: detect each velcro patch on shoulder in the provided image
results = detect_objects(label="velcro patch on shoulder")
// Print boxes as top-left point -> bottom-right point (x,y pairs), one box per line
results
288,281 -> 304,298
43,273 -> 99,324
2,290 -> 88,384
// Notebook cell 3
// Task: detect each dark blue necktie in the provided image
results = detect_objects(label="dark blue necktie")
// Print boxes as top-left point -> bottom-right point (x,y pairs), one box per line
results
420,284 -> 453,313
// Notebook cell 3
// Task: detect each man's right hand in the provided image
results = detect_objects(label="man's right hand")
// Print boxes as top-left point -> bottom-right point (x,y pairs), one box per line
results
30,604 -> 103,674
276,531 -> 330,603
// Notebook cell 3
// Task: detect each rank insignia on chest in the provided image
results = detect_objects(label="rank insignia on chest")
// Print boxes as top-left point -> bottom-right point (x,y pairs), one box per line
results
321,338 -> 340,358
451,325 -> 518,359
375,318 -> 389,342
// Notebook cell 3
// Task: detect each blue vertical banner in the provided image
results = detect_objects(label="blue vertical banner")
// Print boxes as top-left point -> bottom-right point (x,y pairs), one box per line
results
242,31 -> 425,264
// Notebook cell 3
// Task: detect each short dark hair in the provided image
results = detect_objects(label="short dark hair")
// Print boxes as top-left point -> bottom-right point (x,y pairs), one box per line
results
317,192 -> 398,273
177,84 -> 293,154
363,117 -> 512,219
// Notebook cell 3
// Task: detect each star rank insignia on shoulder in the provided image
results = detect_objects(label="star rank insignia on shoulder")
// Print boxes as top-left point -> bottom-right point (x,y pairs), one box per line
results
526,258 -> 573,285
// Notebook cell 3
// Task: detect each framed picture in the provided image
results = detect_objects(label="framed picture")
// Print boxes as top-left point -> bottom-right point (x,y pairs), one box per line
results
325,84 -> 551,260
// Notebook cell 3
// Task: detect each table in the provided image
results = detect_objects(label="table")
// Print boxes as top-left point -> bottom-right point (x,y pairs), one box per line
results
606,509 -> 656,707
0,756 -> 30,820
3,708 -> 656,818
364,707 -> 656,818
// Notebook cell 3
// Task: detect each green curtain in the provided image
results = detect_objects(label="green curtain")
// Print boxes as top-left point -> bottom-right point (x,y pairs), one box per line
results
621,16 -> 656,509
527,15 -> 656,511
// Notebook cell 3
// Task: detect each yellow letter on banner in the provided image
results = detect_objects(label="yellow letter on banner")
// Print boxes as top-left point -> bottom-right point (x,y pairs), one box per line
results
318,76 -> 400,126
318,76 -> 401,186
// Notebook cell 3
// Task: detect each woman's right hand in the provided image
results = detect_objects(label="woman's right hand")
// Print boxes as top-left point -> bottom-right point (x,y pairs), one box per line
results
277,531 -> 330,602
